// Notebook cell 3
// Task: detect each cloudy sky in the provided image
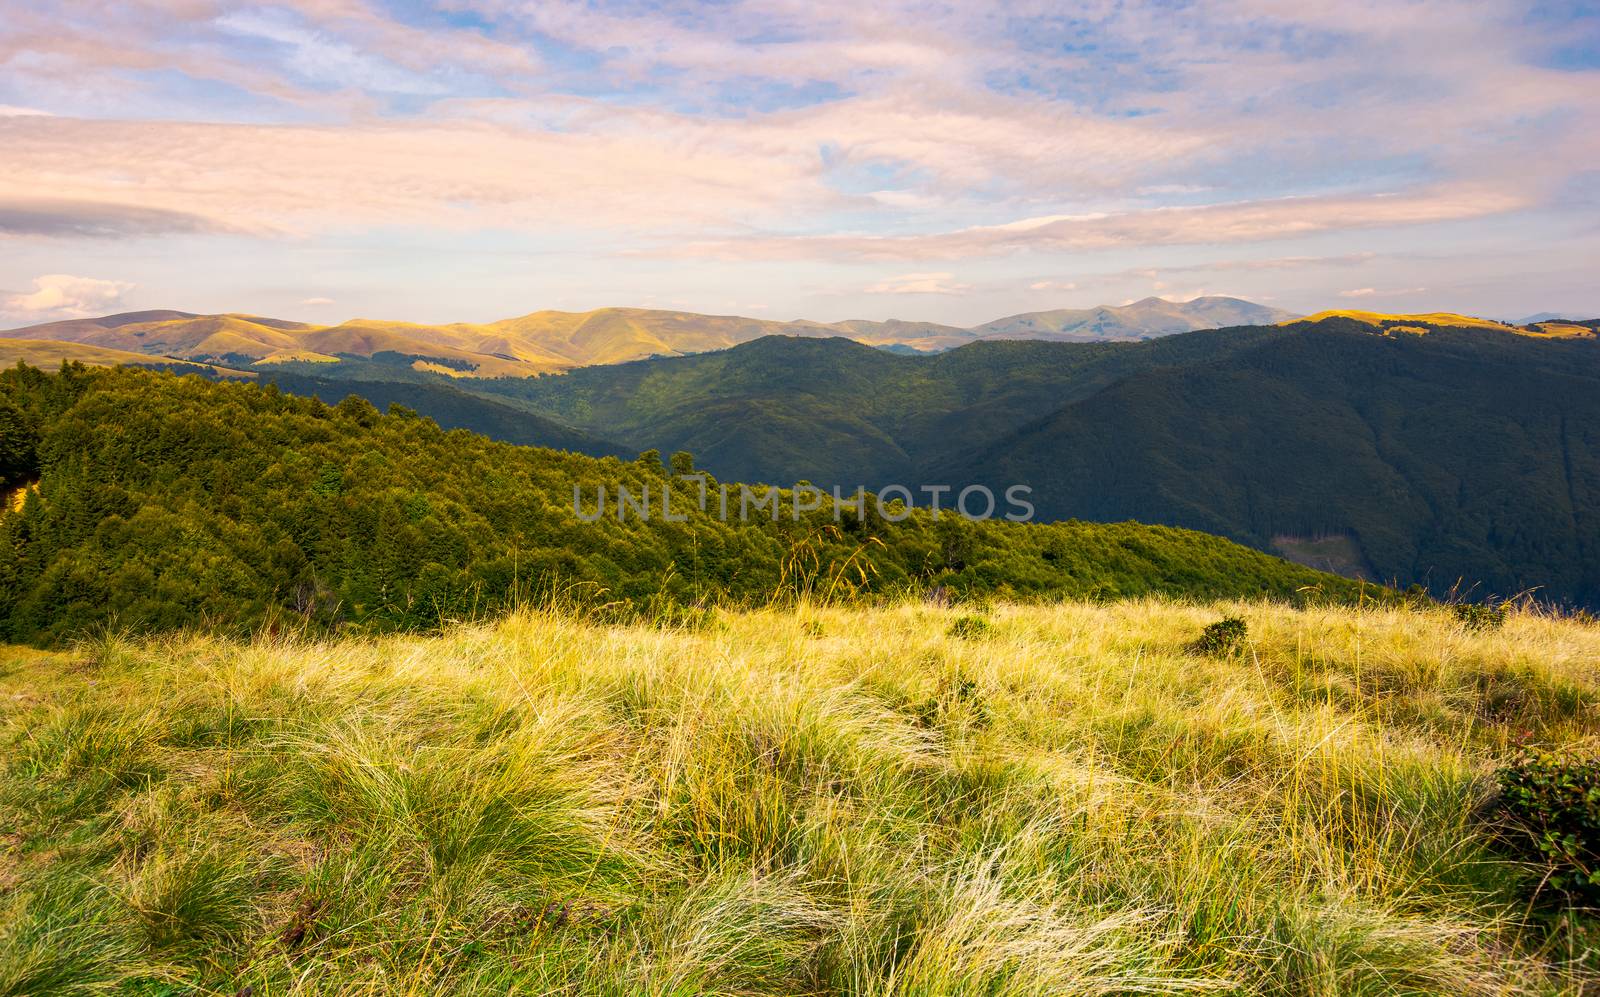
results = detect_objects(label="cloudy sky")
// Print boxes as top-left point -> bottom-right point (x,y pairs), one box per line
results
2,0 -> 1597,327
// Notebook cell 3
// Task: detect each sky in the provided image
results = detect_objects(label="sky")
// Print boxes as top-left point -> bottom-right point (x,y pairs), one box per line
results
1,0 -> 1598,328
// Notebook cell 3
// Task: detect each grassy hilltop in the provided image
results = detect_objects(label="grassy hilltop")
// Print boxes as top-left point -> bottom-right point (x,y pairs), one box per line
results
3,598 -> 1597,994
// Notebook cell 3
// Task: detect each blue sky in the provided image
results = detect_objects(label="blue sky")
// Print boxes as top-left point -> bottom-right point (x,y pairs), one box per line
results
1,0 -> 1597,327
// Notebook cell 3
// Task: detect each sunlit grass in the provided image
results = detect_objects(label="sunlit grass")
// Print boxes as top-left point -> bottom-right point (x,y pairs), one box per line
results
1,598 -> 1596,994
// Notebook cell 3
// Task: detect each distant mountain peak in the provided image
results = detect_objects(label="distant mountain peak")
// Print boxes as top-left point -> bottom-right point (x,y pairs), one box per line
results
972,295 -> 1293,343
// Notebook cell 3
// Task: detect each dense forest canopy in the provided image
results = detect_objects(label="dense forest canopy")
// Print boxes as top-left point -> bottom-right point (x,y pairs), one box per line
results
0,363 -> 1362,644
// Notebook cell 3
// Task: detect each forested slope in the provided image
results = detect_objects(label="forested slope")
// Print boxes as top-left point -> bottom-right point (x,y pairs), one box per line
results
0,363 -> 1361,643
939,319 -> 1600,604
439,318 -> 1600,605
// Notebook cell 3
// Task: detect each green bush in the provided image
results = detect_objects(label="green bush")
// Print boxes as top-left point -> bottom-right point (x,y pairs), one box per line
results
1453,603 -> 1507,632
946,615 -> 991,640
1193,617 -> 1247,656
1495,747 -> 1600,902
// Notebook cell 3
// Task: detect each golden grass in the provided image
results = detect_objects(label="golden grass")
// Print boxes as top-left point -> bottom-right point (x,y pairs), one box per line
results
1290,311 -> 1597,341
1526,323 -> 1597,340
0,339 -> 249,376
1289,310 -> 1517,332
1,598 -> 1597,994
252,350 -> 342,365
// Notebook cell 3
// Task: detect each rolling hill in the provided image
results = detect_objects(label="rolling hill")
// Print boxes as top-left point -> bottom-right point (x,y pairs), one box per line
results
257,369 -> 631,457
0,296 -> 1291,377
465,335 -> 1157,485
0,337 -> 252,377
468,313 -> 1600,606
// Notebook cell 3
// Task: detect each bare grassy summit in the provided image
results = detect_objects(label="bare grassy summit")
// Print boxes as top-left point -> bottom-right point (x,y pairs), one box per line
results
2,598 -> 1598,994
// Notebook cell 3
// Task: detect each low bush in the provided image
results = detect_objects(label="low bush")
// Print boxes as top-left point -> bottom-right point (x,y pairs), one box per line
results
1193,616 -> 1247,656
945,615 -> 991,640
1453,603 -> 1507,632
1495,746 -> 1600,903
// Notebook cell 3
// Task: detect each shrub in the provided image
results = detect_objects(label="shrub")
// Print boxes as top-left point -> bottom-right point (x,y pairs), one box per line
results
946,615 -> 991,640
1494,747 -> 1600,902
1192,617 -> 1247,656
1452,603 -> 1507,632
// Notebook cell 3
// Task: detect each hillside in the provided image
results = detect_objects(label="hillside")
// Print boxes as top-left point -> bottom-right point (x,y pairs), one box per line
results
464,315 -> 1600,605
0,334 -> 627,455
0,338 -> 250,377
473,324 -> 1323,487
1292,310 -> 1599,339
256,369 -> 631,457
0,296 -> 1290,378
0,363 -> 1361,644
940,316 -> 1600,605
471,335 -> 1152,485
3,598 -> 1597,993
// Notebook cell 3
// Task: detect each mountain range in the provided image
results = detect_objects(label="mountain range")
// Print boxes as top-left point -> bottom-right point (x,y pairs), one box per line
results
7,298 -> 1599,606
0,296 -> 1289,376
429,310 -> 1599,606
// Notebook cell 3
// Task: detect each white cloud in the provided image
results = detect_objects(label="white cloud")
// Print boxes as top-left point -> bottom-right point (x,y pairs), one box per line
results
3,274 -> 134,322
1340,286 -> 1426,298
863,272 -> 971,295
300,296 -> 335,305
214,9 -> 450,96
1028,280 -> 1077,292
1133,253 -> 1378,276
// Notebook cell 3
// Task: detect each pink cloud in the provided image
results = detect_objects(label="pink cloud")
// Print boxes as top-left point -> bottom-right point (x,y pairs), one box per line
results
659,184 -> 1530,262
0,0 -> 1592,290
864,272 -> 971,294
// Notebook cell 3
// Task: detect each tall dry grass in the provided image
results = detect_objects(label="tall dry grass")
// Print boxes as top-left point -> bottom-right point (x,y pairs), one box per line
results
1,597 -> 1596,994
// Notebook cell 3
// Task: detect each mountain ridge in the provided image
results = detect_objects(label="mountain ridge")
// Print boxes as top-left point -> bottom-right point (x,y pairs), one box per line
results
0,296 -> 1297,377
974,295 -> 1292,341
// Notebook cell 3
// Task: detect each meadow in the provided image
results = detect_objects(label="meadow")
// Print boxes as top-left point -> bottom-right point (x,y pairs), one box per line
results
1,597 -> 1597,995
